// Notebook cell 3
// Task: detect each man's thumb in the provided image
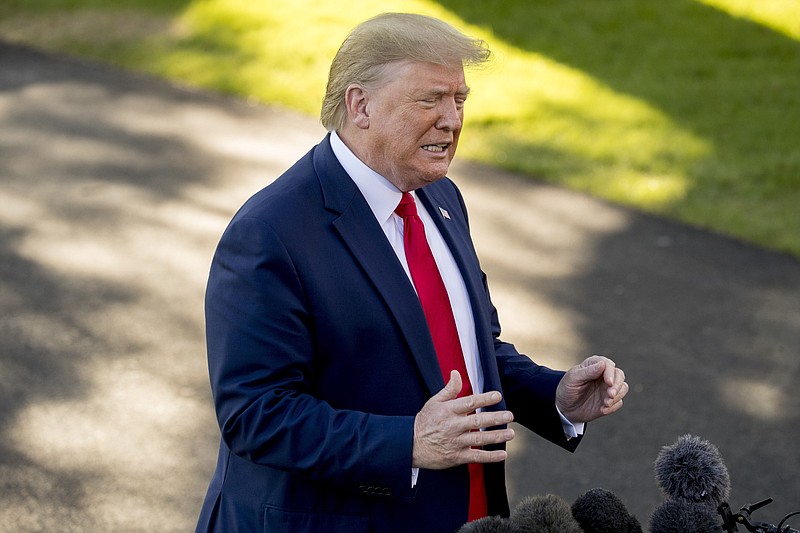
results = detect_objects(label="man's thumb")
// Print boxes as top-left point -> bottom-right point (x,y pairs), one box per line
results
576,358 -> 605,383
439,370 -> 463,400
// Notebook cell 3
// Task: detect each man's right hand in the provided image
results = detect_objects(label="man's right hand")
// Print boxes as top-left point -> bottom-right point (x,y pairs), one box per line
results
412,370 -> 515,470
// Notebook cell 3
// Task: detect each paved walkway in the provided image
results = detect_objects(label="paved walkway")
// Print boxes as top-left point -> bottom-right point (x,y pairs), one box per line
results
1,42 -> 798,531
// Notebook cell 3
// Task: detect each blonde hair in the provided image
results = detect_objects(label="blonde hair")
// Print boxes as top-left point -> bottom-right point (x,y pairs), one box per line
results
320,13 -> 491,131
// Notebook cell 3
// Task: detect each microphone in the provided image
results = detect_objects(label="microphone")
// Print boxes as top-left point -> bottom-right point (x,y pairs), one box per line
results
457,494 -> 584,533
649,499 -> 722,533
510,494 -> 583,533
456,515 -> 513,533
571,488 -> 644,533
654,434 -> 731,507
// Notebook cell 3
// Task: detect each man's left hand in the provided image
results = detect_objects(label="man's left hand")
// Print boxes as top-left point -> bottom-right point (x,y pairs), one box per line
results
555,355 -> 628,424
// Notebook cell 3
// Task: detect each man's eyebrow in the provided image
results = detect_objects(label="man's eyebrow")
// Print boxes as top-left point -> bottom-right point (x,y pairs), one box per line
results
419,86 -> 471,98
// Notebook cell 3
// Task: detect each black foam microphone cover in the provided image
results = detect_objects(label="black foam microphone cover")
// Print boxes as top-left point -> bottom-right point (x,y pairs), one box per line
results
654,434 -> 731,507
571,487 -> 644,533
649,499 -> 722,533
510,494 -> 583,533
457,515 -> 514,533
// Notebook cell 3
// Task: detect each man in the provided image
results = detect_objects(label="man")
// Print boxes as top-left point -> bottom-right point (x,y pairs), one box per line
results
196,12 -> 628,533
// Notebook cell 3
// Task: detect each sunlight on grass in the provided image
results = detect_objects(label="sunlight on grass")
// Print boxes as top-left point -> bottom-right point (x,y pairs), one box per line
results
160,0 -> 449,112
165,0 -> 707,210
463,46 -> 707,209
696,0 -> 800,40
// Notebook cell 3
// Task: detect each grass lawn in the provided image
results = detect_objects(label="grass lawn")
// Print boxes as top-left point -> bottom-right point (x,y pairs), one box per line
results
2,0 -> 799,257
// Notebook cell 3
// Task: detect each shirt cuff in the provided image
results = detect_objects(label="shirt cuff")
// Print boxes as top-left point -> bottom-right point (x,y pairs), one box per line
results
411,467 -> 419,488
556,405 -> 585,439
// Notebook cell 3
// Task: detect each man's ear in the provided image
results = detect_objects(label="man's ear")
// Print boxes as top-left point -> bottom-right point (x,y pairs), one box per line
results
344,84 -> 370,129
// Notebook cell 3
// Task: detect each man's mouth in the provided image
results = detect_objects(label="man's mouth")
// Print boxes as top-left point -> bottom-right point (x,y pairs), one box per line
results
421,143 -> 449,153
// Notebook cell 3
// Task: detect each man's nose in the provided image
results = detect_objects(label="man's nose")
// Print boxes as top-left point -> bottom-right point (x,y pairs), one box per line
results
436,99 -> 462,131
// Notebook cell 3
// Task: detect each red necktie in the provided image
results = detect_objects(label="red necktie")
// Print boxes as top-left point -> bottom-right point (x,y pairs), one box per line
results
395,192 -> 488,521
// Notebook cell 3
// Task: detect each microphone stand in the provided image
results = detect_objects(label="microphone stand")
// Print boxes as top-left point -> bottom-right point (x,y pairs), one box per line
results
719,498 -> 800,533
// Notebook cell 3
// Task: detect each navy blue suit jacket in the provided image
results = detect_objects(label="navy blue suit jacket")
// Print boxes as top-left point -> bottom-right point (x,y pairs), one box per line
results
196,134 -> 579,533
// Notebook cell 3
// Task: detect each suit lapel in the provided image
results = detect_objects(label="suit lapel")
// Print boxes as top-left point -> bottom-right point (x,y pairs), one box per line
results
313,136 -> 444,396
417,186 -> 504,398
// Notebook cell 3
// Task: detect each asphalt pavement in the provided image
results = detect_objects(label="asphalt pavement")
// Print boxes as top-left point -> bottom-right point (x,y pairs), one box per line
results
1,41 -> 798,531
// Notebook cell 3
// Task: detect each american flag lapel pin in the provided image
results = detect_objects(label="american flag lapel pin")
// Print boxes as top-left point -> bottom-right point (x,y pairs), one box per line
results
438,207 -> 451,220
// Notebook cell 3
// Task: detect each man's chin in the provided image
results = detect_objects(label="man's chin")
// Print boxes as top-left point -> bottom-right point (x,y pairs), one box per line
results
419,161 -> 453,183
416,172 -> 448,188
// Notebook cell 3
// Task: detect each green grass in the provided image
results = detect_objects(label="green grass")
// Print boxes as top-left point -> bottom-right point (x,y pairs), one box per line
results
2,0 -> 799,257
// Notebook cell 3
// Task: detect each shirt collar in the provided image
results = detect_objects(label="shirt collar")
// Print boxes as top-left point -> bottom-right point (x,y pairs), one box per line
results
330,130 -> 406,225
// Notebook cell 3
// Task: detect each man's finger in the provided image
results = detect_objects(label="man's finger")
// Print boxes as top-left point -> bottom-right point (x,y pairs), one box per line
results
451,390 -> 504,415
602,358 -> 618,388
612,368 -> 626,395
603,367 -> 626,399
461,426 -> 515,448
601,397 -> 624,416
460,448 -> 509,465
466,410 -> 514,430
612,380 -> 629,402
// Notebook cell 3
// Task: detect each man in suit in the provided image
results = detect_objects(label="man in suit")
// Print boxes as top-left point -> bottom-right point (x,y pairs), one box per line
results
196,12 -> 628,533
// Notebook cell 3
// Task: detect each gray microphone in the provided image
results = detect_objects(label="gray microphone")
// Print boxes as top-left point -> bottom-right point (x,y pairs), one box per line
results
457,494 -> 584,533
649,499 -> 722,533
571,487 -> 644,533
456,515 -> 513,533
510,494 -> 583,533
654,434 -> 731,507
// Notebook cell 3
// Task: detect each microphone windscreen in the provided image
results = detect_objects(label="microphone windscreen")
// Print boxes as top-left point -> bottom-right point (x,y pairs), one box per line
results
649,499 -> 722,533
571,488 -> 644,533
654,434 -> 730,506
457,515 -> 513,533
510,494 -> 583,533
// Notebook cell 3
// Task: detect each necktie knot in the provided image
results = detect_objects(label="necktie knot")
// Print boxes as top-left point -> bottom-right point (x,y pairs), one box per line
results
394,192 -> 418,219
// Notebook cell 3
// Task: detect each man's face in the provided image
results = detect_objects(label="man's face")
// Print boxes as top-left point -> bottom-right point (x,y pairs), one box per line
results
359,60 -> 469,192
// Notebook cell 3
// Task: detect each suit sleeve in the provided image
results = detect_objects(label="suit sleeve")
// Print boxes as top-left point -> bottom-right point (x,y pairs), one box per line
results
205,214 -> 416,499
492,329 -> 580,452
